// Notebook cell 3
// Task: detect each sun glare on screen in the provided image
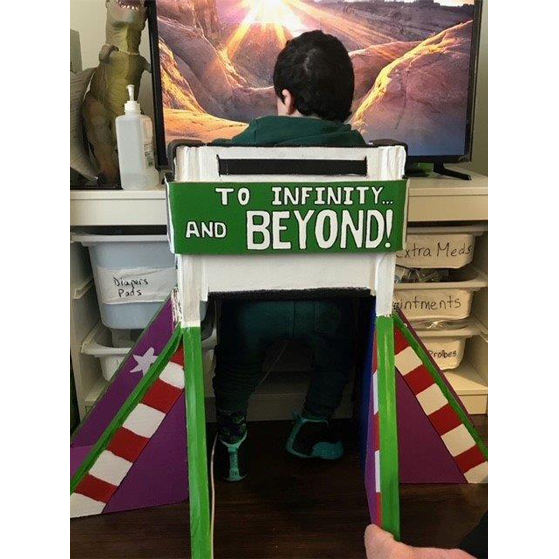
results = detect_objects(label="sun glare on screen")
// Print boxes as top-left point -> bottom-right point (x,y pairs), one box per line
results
225,0 -> 307,57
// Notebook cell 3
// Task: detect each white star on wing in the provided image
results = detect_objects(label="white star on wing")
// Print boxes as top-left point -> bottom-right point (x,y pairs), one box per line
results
130,347 -> 158,376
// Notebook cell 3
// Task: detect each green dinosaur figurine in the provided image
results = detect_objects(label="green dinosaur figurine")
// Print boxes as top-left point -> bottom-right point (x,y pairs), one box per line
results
83,0 -> 150,185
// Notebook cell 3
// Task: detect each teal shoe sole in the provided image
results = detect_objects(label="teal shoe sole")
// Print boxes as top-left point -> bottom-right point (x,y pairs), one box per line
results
217,432 -> 248,482
285,415 -> 344,460
222,471 -> 247,482
286,439 -> 344,460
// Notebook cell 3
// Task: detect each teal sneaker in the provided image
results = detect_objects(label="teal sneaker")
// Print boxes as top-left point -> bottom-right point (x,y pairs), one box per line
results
285,414 -> 344,460
215,432 -> 248,482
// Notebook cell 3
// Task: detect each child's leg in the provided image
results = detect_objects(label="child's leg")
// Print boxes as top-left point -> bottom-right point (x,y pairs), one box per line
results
303,299 -> 354,419
285,300 -> 354,460
213,299 -> 292,441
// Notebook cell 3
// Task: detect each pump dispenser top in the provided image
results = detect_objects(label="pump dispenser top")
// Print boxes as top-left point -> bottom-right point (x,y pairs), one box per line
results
124,84 -> 141,114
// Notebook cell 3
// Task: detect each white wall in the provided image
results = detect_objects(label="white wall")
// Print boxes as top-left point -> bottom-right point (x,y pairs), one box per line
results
70,0 -> 488,174
459,0 -> 488,176
70,0 -> 154,120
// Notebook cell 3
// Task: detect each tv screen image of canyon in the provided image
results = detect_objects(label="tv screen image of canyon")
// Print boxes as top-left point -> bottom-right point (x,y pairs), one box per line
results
156,0 -> 476,157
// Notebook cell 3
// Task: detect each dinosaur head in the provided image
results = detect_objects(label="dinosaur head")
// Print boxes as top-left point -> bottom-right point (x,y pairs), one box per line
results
106,0 -> 147,28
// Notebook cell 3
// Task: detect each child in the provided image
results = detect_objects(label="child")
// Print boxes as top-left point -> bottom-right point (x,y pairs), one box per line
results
213,30 -> 366,481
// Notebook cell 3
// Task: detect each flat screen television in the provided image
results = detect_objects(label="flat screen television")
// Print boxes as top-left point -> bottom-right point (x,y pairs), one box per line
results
148,0 -> 482,167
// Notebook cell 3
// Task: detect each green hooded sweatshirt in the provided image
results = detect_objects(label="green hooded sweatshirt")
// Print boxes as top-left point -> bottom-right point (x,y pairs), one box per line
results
214,115 -> 366,147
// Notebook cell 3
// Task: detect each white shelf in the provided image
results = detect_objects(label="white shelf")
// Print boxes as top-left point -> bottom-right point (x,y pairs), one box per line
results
70,169 -> 487,226
70,187 -> 167,226
71,188 -> 166,199
446,361 -> 487,396
204,369 -> 353,423
445,359 -> 488,414
256,371 -> 306,394
85,376 -> 109,410
408,168 -> 488,222
84,363 -> 485,417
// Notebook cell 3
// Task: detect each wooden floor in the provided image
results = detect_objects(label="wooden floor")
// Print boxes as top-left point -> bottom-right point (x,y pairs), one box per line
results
71,416 -> 487,559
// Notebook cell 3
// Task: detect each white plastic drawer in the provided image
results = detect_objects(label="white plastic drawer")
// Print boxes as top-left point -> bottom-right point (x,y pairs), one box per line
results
414,319 -> 482,371
397,225 -> 486,269
394,266 -> 487,321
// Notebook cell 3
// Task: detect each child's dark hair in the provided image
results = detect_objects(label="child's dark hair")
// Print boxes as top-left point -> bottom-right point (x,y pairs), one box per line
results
273,30 -> 355,123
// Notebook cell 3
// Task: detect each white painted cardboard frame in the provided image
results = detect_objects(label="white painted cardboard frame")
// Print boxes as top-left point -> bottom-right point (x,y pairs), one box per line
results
170,145 -> 408,557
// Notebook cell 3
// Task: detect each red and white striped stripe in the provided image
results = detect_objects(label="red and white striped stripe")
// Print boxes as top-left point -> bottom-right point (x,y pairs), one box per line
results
394,329 -> 488,483
71,350 -> 185,518
371,337 -> 382,524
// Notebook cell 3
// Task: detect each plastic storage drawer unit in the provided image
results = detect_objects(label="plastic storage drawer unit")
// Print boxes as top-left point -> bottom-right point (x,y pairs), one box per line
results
73,232 -> 176,329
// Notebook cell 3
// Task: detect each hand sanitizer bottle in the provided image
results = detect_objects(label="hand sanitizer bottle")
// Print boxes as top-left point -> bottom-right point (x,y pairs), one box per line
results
116,84 -> 160,190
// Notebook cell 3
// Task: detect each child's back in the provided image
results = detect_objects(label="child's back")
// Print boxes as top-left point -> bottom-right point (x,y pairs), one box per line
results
216,113 -> 365,147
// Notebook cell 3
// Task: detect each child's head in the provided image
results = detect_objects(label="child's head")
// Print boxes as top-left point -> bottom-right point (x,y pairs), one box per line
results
273,30 -> 355,123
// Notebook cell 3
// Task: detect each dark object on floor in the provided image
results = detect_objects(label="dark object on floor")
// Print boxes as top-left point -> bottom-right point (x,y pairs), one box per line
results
459,512 -> 488,559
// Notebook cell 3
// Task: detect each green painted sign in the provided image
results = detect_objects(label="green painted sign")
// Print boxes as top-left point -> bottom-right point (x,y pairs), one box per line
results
168,180 -> 408,255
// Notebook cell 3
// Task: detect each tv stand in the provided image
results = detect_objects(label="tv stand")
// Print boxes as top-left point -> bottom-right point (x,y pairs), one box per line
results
404,163 -> 429,178
433,163 -> 472,181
